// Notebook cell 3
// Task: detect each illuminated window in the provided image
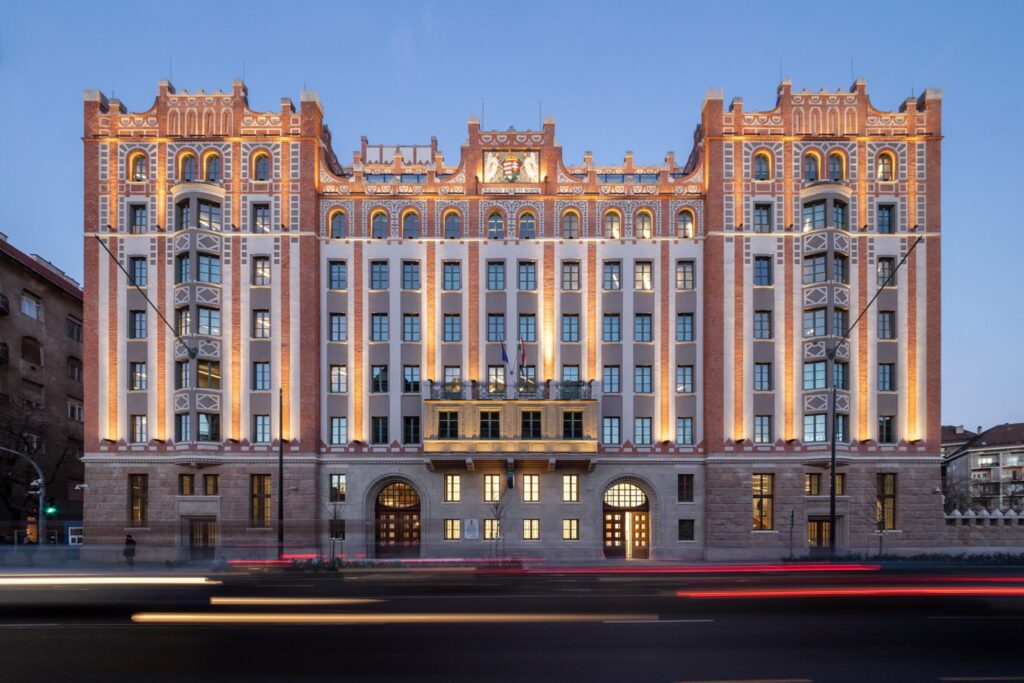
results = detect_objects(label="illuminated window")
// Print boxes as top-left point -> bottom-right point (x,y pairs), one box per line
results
563,474 -> 579,503
561,211 -> 580,238
877,152 -> 895,182
753,473 -> 774,530
129,153 -> 147,182
253,153 -> 270,181
604,211 -> 621,238
487,211 -> 505,239
371,211 -> 388,239
444,211 -> 462,239
805,473 -> 821,496
523,474 -> 539,502
252,257 -> 271,286
129,474 -> 148,526
402,212 -> 420,239
635,211 -> 653,239
197,360 -> 220,389
329,474 -> 346,502
444,474 -> 461,502
484,519 -> 500,540
804,153 -> 820,181
604,482 -> 647,508
205,154 -> 221,182
483,474 -> 501,502
251,309 -> 270,338
330,212 -> 347,238
250,474 -> 271,527
753,152 -> 771,181
634,261 -> 653,290
677,210 -> 694,238
828,152 -> 844,181
563,519 -> 579,541
518,212 -> 535,239
444,519 -> 461,540
523,519 -> 540,540
329,365 -> 348,393
876,473 -> 897,529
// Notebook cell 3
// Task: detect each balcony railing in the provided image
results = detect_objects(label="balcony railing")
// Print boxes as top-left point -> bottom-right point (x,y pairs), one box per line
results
426,380 -> 594,401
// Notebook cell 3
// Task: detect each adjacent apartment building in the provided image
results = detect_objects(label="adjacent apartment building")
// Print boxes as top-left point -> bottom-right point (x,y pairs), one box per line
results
82,79 -> 943,561
0,234 -> 85,543
943,423 -> 1024,513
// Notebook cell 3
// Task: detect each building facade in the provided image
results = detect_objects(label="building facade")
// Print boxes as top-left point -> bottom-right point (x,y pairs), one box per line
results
82,79 -> 943,561
943,423 -> 1024,514
0,234 -> 85,543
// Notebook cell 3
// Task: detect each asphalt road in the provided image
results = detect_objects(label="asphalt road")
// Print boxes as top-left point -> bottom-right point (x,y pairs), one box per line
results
3,564 -> 1024,682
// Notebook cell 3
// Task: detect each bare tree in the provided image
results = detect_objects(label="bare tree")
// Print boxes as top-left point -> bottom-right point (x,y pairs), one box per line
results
0,395 -> 74,525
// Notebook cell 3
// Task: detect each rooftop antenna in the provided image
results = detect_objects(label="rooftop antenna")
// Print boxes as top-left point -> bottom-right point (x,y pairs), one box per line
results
778,58 -> 782,83
169,58 -> 173,82
242,59 -> 246,81
850,58 -> 855,83
538,101 -> 542,129
481,99 -> 485,129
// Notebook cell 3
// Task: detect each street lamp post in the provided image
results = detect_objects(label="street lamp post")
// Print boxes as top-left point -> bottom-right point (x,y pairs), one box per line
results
278,387 -> 285,560
0,446 -> 46,545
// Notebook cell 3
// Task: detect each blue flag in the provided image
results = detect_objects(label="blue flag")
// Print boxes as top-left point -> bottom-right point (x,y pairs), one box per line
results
500,338 -> 510,367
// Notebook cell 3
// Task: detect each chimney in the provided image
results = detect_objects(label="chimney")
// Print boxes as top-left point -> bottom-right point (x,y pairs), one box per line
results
977,425 -> 983,435
955,425 -> 964,435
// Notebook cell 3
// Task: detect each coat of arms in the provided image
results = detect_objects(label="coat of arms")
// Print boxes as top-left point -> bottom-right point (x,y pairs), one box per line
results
484,151 -> 540,184
501,154 -> 522,182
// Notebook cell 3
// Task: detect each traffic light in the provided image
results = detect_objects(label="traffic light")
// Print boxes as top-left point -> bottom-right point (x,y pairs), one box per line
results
44,497 -> 57,516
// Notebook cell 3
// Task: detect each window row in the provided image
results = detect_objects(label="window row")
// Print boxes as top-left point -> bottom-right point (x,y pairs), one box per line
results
751,150 -> 897,182
750,202 -> 900,233
752,472 -> 896,531
126,150 -> 273,184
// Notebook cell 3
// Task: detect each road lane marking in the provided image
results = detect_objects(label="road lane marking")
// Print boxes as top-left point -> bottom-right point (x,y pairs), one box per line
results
132,611 -> 659,625
210,597 -> 381,606
0,576 -> 219,587
675,679 -> 812,683
604,618 -> 714,624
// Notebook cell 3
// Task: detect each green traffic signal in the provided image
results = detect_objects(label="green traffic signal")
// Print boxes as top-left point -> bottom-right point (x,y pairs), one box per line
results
44,498 -> 57,516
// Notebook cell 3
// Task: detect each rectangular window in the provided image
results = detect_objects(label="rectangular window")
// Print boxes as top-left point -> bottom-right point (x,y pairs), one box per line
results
438,410 -> 459,439
603,314 -> 621,342
480,410 -> 501,439
563,519 -> 579,541
486,261 -> 505,290
878,363 -> 895,392
370,416 -> 388,445
836,473 -> 847,495
487,366 -> 506,394
754,415 -> 772,444
329,519 -> 346,540
834,255 -> 848,284
67,401 -> 84,422
199,201 -> 222,230
402,261 -> 420,290
175,361 -> 191,390
328,261 -> 347,290
878,415 -> 896,444
519,314 -> 536,342
562,314 -> 580,342
197,413 -> 220,441
635,314 -> 653,342
803,361 -> 826,390
803,254 -> 827,284
369,261 -> 389,290
203,474 -> 219,496
197,254 -> 220,284
484,519 -> 500,540
176,308 -> 191,337
252,362 -> 271,391
602,417 -> 621,445
833,309 -> 848,337
129,310 -> 147,339
370,365 -> 388,393
403,314 -> 420,342
130,414 -> 148,443
878,311 -> 896,340
403,416 -> 420,444
252,256 -> 271,286
753,473 -> 774,530
753,203 -> 772,233
253,415 -> 271,444
443,262 -> 461,290
634,261 -> 653,291
129,362 -> 147,391
833,362 -> 849,390
803,414 -> 827,443
247,309 -> 269,338
753,256 -> 772,286
371,313 -> 389,342
676,365 -> 694,394
329,473 -> 347,503
330,417 -> 348,445
328,365 -> 348,393
444,519 -> 461,541
485,314 -> 505,343
483,474 -> 501,503
66,317 -> 83,342
21,292 -> 42,320
443,314 -> 461,342
877,257 -> 896,287
803,308 -> 826,338
802,200 -> 825,230
563,411 -> 584,439
444,474 -> 461,502
250,474 -> 272,528
443,366 -> 462,392
129,474 -> 148,526
754,363 -> 772,391
402,365 -> 421,394
602,365 -> 620,393
175,413 -> 191,442
676,260 -> 695,290
677,474 -> 694,502
561,261 -> 581,290
176,200 -> 191,230
877,205 -> 895,234
563,474 -> 579,503
518,261 -> 536,290
678,519 -> 695,541
197,360 -> 220,389
198,307 -> 222,336
634,365 -> 652,393
634,417 -> 652,446
805,473 -> 821,496
835,414 -> 849,444
753,311 -> 772,340
877,473 -> 897,530
175,254 -> 191,284
603,261 -> 622,290
329,313 -> 347,342
676,313 -> 694,342
676,417 -> 694,445
129,204 -> 147,233
833,201 -> 848,229
523,519 -> 540,540
129,256 -> 148,286
522,474 -> 539,503
251,203 -> 270,233
521,411 -> 542,439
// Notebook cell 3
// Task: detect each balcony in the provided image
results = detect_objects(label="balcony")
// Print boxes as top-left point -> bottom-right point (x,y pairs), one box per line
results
426,380 -> 594,401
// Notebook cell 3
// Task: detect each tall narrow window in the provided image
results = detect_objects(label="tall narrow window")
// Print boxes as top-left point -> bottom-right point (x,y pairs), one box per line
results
804,153 -> 819,181
402,212 -> 420,239
205,154 -> 221,182
181,154 -> 197,181
129,474 -> 148,526
253,415 -> 271,444
252,256 -> 271,286
330,212 -> 347,238
444,212 -> 462,239
604,211 -> 621,238
753,203 -> 772,233
561,212 -> 580,238
483,474 -> 501,502
876,473 -> 897,530
487,212 -> 505,239
129,204 -> 147,233
130,154 -> 147,182
518,212 -> 535,239
563,474 -> 579,502
828,152 -> 844,181
250,474 -> 272,527
371,212 -> 388,239
522,474 -> 539,502
677,210 -> 694,238
753,473 -> 774,530
129,257 -> 148,286
877,152 -> 895,182
877,205 -> 895,234
753,153 -> 771,181
676,417 -> 694,445
444,474 -> 461,502
329,474 -> 347,502
253,154 -> 270,181
635,211 -> 653,239
634,261 -> 653,290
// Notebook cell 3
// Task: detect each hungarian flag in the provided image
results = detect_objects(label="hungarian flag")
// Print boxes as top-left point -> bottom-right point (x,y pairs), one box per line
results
517,336 -> 526,372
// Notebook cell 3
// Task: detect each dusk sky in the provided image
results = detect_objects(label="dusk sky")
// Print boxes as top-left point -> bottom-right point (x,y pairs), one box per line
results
1,0 -> 1021,430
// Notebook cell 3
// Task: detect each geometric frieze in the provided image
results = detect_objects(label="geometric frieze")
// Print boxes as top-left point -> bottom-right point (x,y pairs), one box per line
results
802,284 -> 849,308
196,233 -> 222,251
173,393 -> 191,411
197,339 -> 221,358
803,285 -> 829,307
802,231 -> 829,253
802,392 -> 850,415
194,286 -> 220,306
173,286 -> 190,306
803,339 -> 850,361
195,392 -> 221,412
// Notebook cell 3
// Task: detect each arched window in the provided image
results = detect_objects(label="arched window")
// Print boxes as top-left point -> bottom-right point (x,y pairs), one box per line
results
487,212 -> 505,239
21,337 -> 42,366
677,209 -> 695,238
804,153 -> 820,182
518,212 -> 536,239
603,211 -> 621,239
205,154 -> 221,182
828,152 -> 844,181
371,211 -> 388,239
330,212 -> 347,239
253,153 -> 270,181
753,152 -> 771,181
635,211 -> 653,239
561,211 -> 580,238
877,152 -> 895,182
180,154 -> 197,181
444,212 -> 462,239
402,212 -> 420,239
129,154 -> 147,182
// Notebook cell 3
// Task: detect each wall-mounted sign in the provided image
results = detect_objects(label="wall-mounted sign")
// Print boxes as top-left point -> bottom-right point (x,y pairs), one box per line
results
484,151 -> 540,184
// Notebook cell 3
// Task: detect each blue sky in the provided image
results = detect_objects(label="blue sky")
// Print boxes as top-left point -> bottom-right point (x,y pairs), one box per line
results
1,0 -> 1021,429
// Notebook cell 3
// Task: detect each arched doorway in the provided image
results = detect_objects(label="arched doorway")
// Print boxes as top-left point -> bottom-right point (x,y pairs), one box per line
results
603,482 -> 650,559
375,481 -> 421,558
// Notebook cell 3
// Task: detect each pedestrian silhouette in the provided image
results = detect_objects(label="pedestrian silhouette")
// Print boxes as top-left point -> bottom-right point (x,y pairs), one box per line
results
123,534 -> 137,568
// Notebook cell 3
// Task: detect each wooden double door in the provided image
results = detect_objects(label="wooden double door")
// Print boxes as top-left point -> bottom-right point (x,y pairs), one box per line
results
603,511 -> 649,559
375,482 -> 421,558
185,517 -> 217,561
